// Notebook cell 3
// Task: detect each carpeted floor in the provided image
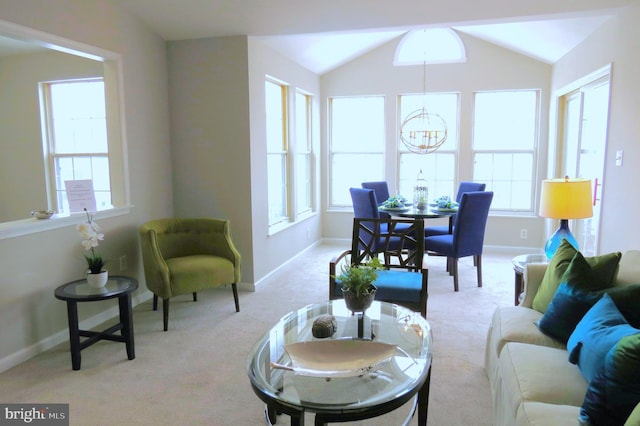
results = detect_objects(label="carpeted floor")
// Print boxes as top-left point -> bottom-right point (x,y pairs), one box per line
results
1,242 -> 516,425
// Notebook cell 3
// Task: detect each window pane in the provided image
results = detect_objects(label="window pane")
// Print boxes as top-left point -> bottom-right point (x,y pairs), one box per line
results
473,91 -> 537,150
329,96 -> 385,207
295,92 -> 312,215
331,153 -> 384,206
266,80 -> 286,153
267,154 -> 287,224
399,153 -> 455,201
296,153 -> 311,213
473,152 -> 533,210
50,80 -> 107,154
331,97 -> 384,152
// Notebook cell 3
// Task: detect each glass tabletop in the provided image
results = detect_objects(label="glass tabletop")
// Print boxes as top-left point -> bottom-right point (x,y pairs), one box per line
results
246,300 -> 432,416
54,275 -> 138,301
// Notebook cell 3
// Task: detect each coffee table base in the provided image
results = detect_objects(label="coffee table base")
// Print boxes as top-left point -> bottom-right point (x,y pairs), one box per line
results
261,365 -> 430,426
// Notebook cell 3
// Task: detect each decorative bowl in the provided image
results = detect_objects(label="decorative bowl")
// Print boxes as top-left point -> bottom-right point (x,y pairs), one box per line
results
31,210 -> 55,219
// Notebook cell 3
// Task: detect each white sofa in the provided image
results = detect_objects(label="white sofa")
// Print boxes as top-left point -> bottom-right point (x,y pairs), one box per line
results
484,250 -> 640,426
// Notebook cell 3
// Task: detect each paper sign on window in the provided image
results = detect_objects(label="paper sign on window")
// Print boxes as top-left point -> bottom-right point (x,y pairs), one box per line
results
65,180 -> 97,213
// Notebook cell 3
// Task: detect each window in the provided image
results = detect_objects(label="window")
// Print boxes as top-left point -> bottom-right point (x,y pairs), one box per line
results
398,93 -> 459,200
472,90 -> 538,211
265,79 -> 289,228
329,96 -> 385,207
394,29 -> 466,66
41,78 -> 111,215
295,90 -> 312,216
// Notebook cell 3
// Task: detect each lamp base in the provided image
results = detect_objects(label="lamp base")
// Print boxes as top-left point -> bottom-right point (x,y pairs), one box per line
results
545,219 -> 579,260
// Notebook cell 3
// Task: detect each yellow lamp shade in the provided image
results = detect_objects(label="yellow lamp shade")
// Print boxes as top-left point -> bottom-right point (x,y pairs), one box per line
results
539,178 -> 593,219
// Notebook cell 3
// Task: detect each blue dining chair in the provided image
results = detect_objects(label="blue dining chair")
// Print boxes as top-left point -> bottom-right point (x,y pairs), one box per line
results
425,181 -> 487,237
362,181 -> 391,218
330,217 -> 428,317
349,187 -> 411,261
424,191 -> 493,291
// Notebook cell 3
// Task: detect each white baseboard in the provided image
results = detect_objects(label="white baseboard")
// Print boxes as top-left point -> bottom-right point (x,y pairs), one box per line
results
0,291 -> 153,374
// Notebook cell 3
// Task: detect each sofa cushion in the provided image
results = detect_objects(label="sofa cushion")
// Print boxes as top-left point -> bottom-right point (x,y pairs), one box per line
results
567,294 -> 640,383
532,240 -> 577,313
499,342 -> 587,413
517,402 -> 581,426
532,242 -> 621,314
537,252 -> 621,343
580,333 -> 640,426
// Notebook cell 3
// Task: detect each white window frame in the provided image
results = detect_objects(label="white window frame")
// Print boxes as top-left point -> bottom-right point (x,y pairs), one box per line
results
294,90 -> 313,217
472,89 -> 539,212
328,95 -> 386,208
265,78 -> 290,230
40,78 -> 111,215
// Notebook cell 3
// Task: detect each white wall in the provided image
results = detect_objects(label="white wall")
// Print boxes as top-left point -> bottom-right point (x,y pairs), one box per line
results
551,4 -> 640,254
167,36 -> 255,284
247,39 -> 322,282
321,31 -> 552,250
166,36 -> 322,286
0,1 -> 172,370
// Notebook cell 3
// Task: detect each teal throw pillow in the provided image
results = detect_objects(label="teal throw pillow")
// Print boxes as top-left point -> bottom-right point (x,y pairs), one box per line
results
537,252 -> 620,343
567,294 -> 640,383
580,333 -> 640,426
532,240 -> 621,314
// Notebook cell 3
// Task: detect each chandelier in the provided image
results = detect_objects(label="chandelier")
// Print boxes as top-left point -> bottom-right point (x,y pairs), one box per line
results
399,54 -> 448,154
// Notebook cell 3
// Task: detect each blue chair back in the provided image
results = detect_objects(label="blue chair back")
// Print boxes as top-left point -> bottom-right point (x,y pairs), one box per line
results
361,181 -> 390,204
350,187 -> 380,219
452,191 -> 493,257
456,182 -> 486,202
362,181 -> 391,219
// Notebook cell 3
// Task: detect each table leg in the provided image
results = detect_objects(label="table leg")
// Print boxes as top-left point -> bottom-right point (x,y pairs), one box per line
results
514,271 -> 523,306
65,301 -> 81,370
119,294 -> 135,360
417,364 -> 431,426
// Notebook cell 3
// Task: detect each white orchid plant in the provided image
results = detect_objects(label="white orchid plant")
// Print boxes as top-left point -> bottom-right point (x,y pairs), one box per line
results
76,208 -> 105,274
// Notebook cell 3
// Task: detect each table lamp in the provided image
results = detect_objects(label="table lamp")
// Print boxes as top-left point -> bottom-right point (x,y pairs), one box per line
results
539,177 -> 593,259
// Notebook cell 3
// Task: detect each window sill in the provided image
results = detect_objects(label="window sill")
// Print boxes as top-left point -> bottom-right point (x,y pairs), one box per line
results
0,206 -> 133,240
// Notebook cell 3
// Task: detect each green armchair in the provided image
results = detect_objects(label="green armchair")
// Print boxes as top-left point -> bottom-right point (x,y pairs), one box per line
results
139,218 -> 241,331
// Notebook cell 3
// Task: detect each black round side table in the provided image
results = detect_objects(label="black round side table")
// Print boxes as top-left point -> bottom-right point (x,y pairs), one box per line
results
54,275 -> 138,370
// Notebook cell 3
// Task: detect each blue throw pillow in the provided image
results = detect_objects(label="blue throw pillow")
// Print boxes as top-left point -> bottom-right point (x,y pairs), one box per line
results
567,294 -> 639,383
538,251 -> 617,343
580,333 -> 640,425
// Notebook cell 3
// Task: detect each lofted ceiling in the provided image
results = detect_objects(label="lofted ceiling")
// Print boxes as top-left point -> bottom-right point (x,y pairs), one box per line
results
111,0 -> 629,74
0,1 -> 632,74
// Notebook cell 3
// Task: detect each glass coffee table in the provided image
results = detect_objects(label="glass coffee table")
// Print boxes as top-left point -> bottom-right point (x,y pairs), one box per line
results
246,300 -> 432,425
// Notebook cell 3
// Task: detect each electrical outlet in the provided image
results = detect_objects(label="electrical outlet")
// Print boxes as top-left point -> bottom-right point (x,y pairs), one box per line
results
520,229 -> 528,239
119,255 -> 127,271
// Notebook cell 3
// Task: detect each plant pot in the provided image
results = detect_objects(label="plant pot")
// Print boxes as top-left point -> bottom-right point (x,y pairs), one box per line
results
86,270 -> 109,288
342,286 -> 377,313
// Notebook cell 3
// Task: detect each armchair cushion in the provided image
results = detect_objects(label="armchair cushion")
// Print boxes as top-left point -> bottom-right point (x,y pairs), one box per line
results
166,255 -> 236,294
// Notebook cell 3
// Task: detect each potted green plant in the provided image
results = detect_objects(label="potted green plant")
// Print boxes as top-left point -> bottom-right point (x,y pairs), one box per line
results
335,257 -> 382,313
